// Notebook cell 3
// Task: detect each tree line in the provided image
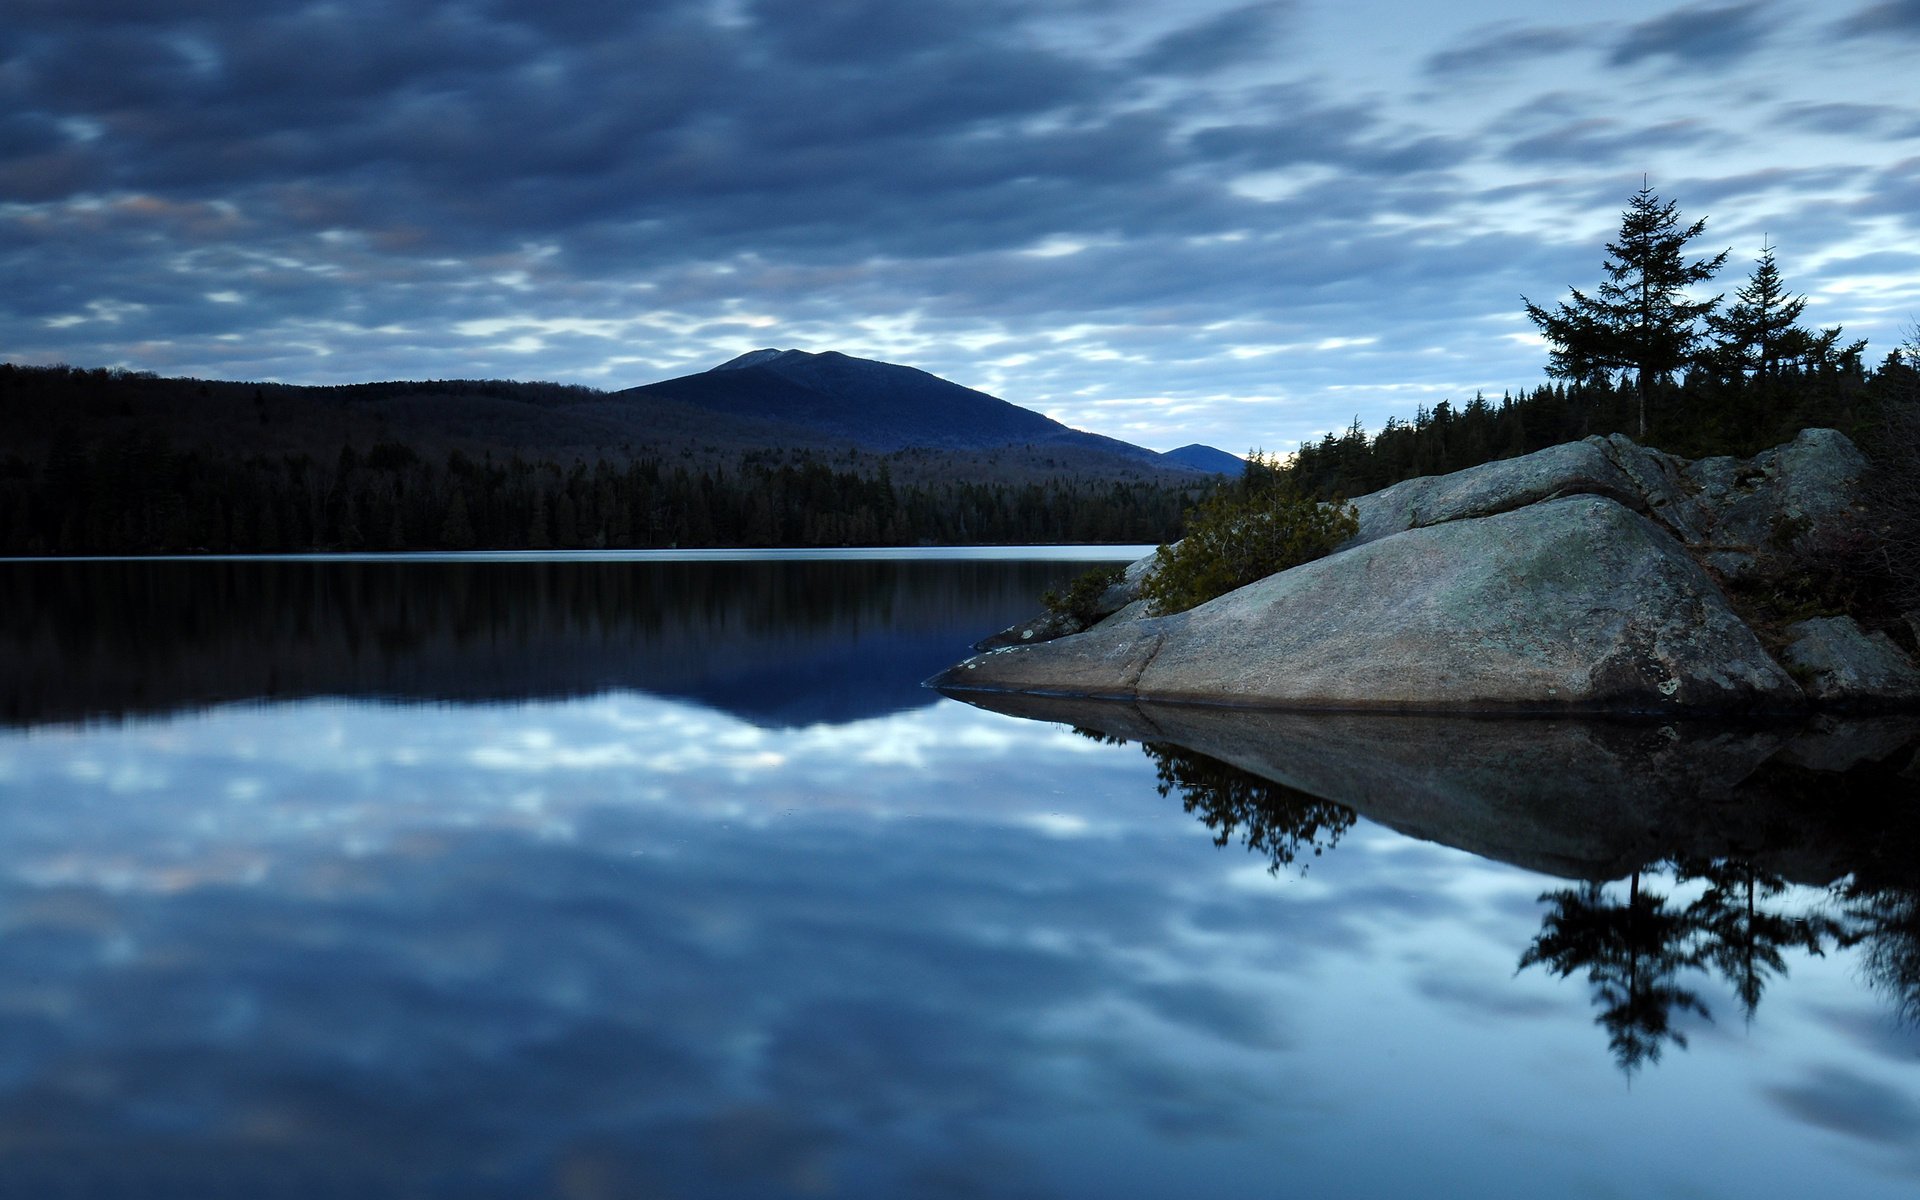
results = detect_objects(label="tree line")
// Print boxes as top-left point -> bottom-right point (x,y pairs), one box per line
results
1285,183 -> 1912,502
0,433 -> 1194,555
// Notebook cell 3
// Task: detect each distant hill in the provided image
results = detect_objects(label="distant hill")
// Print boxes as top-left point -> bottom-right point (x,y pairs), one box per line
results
1159,444 -> 1243,475
0,353 -> 1210,486
0,358 -> 1216,553
622,348 -> 1188,474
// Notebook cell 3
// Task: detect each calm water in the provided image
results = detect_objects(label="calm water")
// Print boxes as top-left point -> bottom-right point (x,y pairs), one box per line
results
1,553 -> 1917,1199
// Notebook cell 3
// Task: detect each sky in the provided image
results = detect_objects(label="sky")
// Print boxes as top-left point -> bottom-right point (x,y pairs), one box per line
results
3,0 -> 1918,455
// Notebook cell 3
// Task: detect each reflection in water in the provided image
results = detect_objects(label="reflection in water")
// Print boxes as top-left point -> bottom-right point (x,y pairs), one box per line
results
1004,690 -> 1920,1073
1138,739 -> 1355,871
10,556 -> 1920,1194
1520,874 -> 1711,1074
1681,857 -> 1844,1022
1848,887 -> 1920,1026
0,555 -> 1119,728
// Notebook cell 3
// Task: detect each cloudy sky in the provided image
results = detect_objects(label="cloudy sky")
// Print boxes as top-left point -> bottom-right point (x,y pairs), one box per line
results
4,0 -> 1918,454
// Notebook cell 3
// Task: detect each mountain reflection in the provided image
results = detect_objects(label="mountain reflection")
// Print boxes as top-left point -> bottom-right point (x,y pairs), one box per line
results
1,556 -> 1111,728
970,690 -> 1920,1073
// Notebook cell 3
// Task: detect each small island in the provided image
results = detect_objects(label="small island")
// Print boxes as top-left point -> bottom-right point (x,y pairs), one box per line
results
932,426 -> 1920,714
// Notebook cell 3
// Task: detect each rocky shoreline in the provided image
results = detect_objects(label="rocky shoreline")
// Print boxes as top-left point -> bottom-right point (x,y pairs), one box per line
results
931,429 -> 1920,714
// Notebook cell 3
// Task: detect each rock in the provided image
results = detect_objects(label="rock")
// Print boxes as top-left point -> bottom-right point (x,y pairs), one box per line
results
938,428 -> 1909,714
1782,616 -> 1920,706
973,609 -> 1086,652
1680,427 -> 1869,579
1339,429 -> 1868,561
1102,552 -> 1158,611
1599,435 -> 1712,542
1344,437 -> 1646,547
948,690 -> 1919,884
936,495 -> 1803,713
1775,713 -> 1920,772
975,553 -> 1159,650
1342,433 -> 1721,549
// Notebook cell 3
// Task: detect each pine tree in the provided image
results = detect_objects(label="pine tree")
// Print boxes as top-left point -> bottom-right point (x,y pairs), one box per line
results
1707,239 -> 1861,380
1524,183 -> 1728,439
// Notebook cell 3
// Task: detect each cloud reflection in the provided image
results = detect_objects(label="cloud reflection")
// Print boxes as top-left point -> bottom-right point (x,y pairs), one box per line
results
1,692 -> 1918,1194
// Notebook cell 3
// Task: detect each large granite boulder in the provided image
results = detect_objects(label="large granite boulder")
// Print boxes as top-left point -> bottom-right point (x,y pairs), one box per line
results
1346,437 -> 1650,546
1783,616 -> 1920,706
938,495 -> 1803,713
938,428 -> 1915,714
1346,427 -> 1866,562
1677,427 -> 1870,578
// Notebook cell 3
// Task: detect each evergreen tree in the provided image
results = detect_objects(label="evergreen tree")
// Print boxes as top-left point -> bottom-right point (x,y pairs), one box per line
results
1707,239 -> 1861,380
1524,183 -> 1729,438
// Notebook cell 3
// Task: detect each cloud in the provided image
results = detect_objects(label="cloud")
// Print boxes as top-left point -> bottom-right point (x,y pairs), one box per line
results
1501,118 -> 1725,166
1774,102 -> 1920,139
1608,2 -> 1776,68
1831,0 -> 1920,38
1133,2 -> 1295,74
0,0 -> 1913,454
1766,1066 -> 1920,1144
1422,22 -> 1592,76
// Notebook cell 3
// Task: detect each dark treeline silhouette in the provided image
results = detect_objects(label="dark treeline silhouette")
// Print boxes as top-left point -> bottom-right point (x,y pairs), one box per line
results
1285,362 -> 1900,502
0,428 -> 1192,554
0,360 -> 1203,553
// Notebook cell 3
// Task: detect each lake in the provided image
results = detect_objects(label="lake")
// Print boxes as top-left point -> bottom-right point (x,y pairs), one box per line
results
2,551 -> 1917,1199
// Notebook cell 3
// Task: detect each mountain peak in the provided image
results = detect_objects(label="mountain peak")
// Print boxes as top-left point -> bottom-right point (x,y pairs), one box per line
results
710,348 -> 805,372
1159,444 -> 1244,475
629,348 -> 1193,473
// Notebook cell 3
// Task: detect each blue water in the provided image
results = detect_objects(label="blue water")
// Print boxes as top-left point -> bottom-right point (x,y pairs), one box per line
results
1,553 -> 1916,1198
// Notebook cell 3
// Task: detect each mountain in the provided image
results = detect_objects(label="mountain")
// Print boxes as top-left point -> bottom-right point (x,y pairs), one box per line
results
4,352 -> 1214,484
1159,444 -> 1243,475
621,348 -> 1181,469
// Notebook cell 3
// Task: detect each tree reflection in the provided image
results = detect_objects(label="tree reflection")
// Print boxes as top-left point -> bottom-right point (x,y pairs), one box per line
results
1677,858 -> 1843,1023
1140,742 -> 1356,872
1063,708 -> 1920,1071
1519,857 -> 1867,1074
1840,885 -> 1920,1026
1520,873 -> 1709,1075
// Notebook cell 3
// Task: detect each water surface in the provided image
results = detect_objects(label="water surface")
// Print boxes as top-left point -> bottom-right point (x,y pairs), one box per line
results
2,553 -> 1917,1198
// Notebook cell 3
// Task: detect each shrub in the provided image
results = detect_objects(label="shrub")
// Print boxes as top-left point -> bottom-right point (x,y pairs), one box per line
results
1141,454 -> 1358,614
1042,563 -> 1126,625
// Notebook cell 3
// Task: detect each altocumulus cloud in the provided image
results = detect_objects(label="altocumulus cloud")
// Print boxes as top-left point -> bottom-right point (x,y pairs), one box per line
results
2,0 -> 1918,454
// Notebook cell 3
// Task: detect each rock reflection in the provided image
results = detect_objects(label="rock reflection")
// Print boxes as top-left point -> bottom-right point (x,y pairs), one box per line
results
955,689 -> 1920,1071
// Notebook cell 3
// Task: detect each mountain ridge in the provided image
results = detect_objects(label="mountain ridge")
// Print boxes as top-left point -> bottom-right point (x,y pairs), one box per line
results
624,348 -> 1233,474
1,352 -> 1240,487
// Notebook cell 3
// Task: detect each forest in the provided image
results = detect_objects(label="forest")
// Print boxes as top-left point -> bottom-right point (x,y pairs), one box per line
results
0,424 -> 1193,555
1282,361 -> 1903,502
